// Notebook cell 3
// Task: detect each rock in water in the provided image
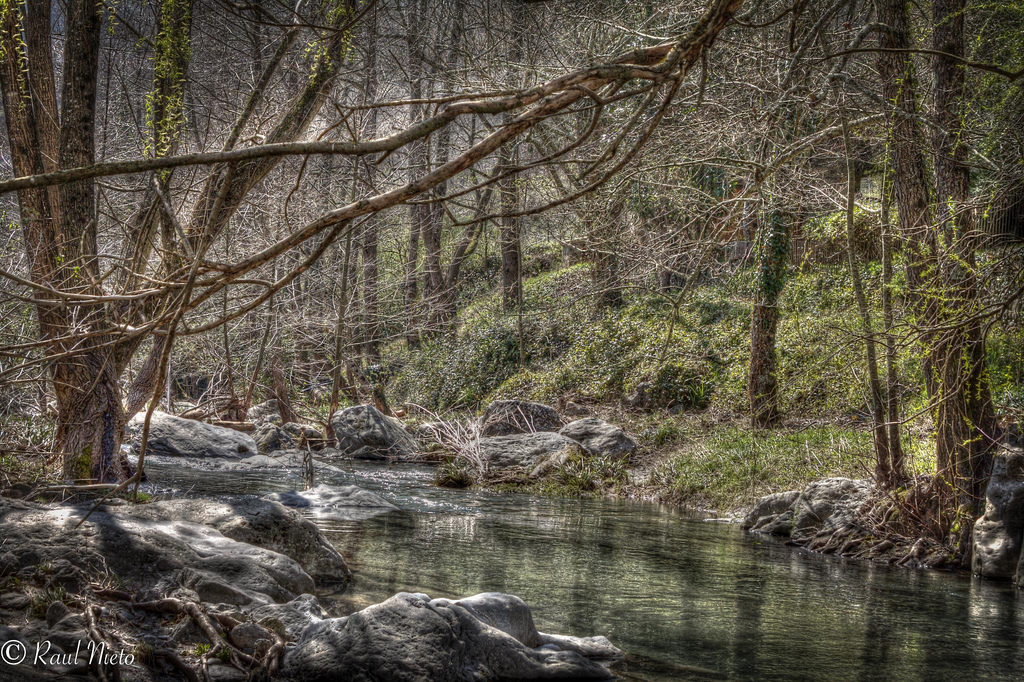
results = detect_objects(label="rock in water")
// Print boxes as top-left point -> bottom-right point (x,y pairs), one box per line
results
973,452 -> 1024,580
253,421 -> 296,453
128,411 -> 257,458
559,418 -> 637,459
266,484 -> 397,522
742,478 -> 872,540
479,400 -> 563,437
281,592 -> 621,682
330,405 -> 419,459
474,432 -> 586,478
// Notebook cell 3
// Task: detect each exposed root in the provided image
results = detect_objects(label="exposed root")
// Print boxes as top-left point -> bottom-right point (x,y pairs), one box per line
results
84,602 -> 119,682
129,597 -> 264,680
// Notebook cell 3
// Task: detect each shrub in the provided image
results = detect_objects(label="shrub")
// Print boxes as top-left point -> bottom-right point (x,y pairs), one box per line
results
435,459 -> 476,488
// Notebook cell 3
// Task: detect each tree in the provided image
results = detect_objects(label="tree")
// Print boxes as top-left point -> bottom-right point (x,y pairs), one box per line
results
748,209 -> 788,428
0,0 -> 746,482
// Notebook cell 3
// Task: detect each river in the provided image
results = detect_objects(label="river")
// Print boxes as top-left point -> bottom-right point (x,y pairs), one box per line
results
146,458 -> 1024,681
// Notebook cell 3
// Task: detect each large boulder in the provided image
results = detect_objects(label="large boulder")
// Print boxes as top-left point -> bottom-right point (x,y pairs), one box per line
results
0,497 -> 314,608
122,497 -> 351,586
128,411 -> 257,458
558,418 -> 636,459
281,592 -> 621,682
479,400 -> 563,437
474,432 -> 586,478
330,405 -> 419,460
973,452 -> 1024,580
743,478 -> 872,540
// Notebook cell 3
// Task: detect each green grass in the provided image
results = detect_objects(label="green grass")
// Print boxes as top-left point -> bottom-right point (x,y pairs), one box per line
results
649,425 -> 874,511
645,421 -> 940,511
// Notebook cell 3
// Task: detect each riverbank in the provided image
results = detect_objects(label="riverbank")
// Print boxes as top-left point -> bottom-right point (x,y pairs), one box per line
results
425,405 -> 900,517
7,455 -> 1023,680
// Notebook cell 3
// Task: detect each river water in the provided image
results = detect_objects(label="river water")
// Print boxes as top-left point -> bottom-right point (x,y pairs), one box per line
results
146,458 -> 1024,681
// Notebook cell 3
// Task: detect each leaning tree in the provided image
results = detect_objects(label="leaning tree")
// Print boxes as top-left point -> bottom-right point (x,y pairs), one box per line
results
0,0 -> 744,482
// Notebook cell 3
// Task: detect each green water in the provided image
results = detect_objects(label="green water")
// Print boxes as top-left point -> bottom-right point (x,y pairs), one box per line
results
147,459 -> 1024,681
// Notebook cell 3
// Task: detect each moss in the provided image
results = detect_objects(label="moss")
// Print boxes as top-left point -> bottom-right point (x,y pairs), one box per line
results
71,447 -> 92,482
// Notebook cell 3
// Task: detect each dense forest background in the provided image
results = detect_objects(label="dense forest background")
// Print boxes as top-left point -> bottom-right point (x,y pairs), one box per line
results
0,0 -> 1022,560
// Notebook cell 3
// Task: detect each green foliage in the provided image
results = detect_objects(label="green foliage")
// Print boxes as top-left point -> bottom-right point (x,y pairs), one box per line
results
552,452 -> 627,495
434,459 -> 475,488
389,259 -> 945,421
650,425 -> 871,510
389,265 -> 591,410
988,321 -> 1024,413
145,0 -> 192,159
30,585 -> 67,619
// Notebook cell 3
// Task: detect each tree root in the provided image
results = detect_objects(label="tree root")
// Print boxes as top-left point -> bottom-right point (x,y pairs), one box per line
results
154,648 -> 201,682
131,598 -> 262,679
84,602 -> 119,682
90,589 -> 287,681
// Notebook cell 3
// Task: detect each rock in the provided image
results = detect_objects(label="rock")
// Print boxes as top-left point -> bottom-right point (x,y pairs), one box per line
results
248,400 -> 282,425
474,432 -> 586,478
330,405 -> 419,460
251,594 -> 326,641
266,484 -> 397,522
237,450 -> 307,468
741,490 -> 802,532
743,478 -> 872,540
479,400 -> 563,437
283,422 -> 325,450
46,613 -> 90,660
208,661 -> 250,682
123,497 -> 352,586
558,418 -> 636,459
254,422 -> 326,454
253,422 -> 297,453
0,497 -> 318,609
624,382 -> 651,409
229,621 -> 274,655
0,591 -> 31,611
281,592 -> 620,682
128,411 -> 257,458
44,601 -> 70,628
973,452 -> 1024,580
563,401 -> 592,417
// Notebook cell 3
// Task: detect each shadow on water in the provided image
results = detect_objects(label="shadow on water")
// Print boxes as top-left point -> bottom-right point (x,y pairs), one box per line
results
146,458 -> 1024,681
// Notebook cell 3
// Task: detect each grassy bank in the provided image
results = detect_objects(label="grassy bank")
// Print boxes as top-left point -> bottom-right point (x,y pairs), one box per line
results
388,250 -> 1021,513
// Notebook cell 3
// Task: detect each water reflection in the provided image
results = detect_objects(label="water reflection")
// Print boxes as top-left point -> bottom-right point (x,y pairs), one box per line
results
147,459 -> 1024,681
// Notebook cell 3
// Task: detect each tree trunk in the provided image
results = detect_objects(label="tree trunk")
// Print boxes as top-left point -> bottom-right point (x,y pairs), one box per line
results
498,139 -> 522,312
839,102 -> 894,485
748,210 -> 789,428
403,0 -> 429,346
879,175 -> 905,478
359,9 -> 381,361
593,196 -> 625,309
931,0 -> 996,545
